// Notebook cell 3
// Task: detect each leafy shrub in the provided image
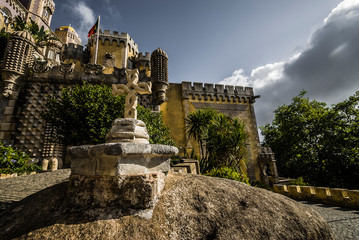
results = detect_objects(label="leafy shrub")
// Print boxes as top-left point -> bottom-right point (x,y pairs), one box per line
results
42,83 -> 175,146
288,177 -> 309,186
0,142 -> 41,174
204,167 -> 250,185
138,106 -> 176,146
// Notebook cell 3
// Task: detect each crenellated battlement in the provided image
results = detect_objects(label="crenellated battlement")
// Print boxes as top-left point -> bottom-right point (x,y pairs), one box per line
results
61,43 -> 84,61
181,81 -> 255,103
136,52 -> 151,61
88,30 -> 138,53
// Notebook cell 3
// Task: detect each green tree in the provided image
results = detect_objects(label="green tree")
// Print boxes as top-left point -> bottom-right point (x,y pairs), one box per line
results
138,106 -> 175,145
42,83 -> 175,147
186,109 -> 248,173
261,91 -> 359,189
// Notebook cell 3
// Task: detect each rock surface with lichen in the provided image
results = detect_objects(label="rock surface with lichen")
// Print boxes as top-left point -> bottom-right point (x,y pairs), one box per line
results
0,172 -> 334,240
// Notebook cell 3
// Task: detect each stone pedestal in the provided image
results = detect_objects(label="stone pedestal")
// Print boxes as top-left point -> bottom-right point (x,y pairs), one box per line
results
106,118 -> 149,144
67,118 -> 178,210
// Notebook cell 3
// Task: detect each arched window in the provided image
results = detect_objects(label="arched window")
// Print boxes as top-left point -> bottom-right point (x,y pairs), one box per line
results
42,7 -> 52,23
0,7 -> 12,23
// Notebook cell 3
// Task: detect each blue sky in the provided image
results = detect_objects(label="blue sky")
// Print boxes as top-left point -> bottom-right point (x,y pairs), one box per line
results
51,0 -> 359,128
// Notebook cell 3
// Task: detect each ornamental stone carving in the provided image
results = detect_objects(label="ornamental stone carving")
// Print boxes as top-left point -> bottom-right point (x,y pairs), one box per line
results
59,62 -> 75,74
103,52 -> 116,68
33,59 -> 52,73
112,69 -> 152,119
84,64 -> 104,75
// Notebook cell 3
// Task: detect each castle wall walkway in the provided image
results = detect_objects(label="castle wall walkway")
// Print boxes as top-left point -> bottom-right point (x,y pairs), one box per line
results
0,169 -> 358,239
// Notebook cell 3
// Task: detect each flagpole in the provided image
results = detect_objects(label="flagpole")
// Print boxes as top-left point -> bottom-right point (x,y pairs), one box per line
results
94,16 -> 101,64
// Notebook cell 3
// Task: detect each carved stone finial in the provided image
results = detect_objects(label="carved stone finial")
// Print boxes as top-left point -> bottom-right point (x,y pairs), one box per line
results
103,52 -> 116,67
112,69 -> 152,119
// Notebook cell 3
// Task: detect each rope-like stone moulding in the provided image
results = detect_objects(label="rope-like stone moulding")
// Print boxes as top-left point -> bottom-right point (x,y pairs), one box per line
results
112,69 -> 152,119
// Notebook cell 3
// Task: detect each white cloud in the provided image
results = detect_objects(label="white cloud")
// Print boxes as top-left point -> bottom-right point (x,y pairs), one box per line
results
67,1 -> 96,43
220,0 -> 359,131
221,69 -> 250,86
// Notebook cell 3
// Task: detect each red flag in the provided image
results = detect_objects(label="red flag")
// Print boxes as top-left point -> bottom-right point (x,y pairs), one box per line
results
87,20 -> 98,38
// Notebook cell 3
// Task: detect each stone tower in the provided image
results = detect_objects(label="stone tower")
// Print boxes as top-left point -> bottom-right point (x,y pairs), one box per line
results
0,30 -> 35,144
151,48 -> 169,109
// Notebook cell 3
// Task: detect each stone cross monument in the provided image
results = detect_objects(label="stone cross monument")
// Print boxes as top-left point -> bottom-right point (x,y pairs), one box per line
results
67,69 -> 178,215
112,69 -> 151,119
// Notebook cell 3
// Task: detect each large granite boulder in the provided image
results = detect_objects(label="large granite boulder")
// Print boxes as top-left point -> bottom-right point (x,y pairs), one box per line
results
0,172 -> 334,240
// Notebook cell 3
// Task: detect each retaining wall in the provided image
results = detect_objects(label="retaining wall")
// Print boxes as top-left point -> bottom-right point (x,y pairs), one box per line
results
273,184 -> 359,210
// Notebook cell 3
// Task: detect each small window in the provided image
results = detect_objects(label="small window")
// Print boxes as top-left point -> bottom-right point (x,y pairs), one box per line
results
48,50 -> 55,60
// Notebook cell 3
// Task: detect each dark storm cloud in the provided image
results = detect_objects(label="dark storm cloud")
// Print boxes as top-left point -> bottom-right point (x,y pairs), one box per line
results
284,2 -> 359,100
221,0 -> 359,131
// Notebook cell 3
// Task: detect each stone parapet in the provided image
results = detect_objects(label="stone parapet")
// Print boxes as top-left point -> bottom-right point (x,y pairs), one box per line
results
181,81 -> 256,103
31,62 -> 126,84
273,184 -> 359,210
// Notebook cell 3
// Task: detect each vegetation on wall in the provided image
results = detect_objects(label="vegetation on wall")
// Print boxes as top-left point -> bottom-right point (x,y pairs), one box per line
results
11,16 -> 55,44
42,83 -> 175,147
186,108 -> 248,174
261,90 -> 359,189
0,142 -> 41,174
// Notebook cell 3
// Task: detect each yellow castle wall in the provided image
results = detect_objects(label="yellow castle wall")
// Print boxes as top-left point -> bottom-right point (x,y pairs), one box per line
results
89,40 -> 126,70
161,83 -> 261,180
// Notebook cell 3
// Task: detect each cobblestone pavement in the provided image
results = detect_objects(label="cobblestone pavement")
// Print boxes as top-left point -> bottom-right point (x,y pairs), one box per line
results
0,170 -> 358,239
299,201 -> 359,240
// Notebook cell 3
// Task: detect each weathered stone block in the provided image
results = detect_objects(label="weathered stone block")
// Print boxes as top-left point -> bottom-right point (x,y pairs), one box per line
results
4,107 -> 14,115
0,123 -> 14,131
0,131 -> 12,139
68,172 -> 166,209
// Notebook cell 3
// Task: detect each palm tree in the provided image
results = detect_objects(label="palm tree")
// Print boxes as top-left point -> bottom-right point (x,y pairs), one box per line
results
11,16 -> 27,31
186,108 -> 248,173
185,108 -> 216,159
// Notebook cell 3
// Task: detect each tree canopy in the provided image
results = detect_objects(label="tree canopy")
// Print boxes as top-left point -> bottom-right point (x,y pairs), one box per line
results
42,83 -> 175,147
261,91 -> 359,189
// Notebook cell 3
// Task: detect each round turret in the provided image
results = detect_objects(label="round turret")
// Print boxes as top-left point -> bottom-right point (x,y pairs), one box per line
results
2,30 -> 36,75
12,31 -> 36,44
151,48 -> 168,84
151,48 -> 169,106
